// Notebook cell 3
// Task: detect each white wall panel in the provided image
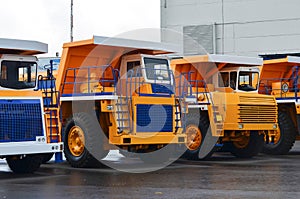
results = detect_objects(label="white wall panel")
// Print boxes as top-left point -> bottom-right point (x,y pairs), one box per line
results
234,20 -> 300,38
161,0 -> 300,56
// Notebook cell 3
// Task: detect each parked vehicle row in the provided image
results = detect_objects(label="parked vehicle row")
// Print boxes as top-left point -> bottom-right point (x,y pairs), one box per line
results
0,36 -> 296,173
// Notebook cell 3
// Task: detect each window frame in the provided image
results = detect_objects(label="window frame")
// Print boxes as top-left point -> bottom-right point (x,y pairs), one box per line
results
0,60 -> 38,90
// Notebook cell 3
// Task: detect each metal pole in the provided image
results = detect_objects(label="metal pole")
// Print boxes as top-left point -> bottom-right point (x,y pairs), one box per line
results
70,0 -> 74,42
221,0 -> 224,54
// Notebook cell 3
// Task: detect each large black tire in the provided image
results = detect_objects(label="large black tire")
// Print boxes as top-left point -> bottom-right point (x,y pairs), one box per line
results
181,112 -> 215,160
263,110 -> 297,155
6,154 -> 43,174
228,131 -> 264,158
64,112 -> 109,168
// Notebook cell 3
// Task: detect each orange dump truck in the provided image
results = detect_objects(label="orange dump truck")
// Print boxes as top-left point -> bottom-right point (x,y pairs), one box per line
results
172,54 -> 278,159
55,36 -> 186,167
259,56 -> 300,154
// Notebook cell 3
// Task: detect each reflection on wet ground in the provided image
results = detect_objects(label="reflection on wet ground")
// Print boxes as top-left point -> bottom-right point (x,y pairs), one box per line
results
1,142 -> 300,199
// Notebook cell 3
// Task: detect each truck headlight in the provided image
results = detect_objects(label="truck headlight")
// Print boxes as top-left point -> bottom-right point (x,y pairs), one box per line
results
107,105 -> 113,110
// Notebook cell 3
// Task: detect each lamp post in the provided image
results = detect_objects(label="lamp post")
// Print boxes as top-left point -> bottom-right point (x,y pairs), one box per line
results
70,0 -> 73,42
221,0 -> 224,54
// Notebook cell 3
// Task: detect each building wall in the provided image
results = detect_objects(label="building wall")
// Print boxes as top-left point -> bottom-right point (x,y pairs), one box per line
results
161,0 -> 300,56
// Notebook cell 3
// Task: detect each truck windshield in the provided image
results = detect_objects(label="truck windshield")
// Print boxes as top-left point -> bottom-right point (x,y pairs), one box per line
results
143,57 -> 171,81
238,71 -> 259,91
0,61 -> 37,89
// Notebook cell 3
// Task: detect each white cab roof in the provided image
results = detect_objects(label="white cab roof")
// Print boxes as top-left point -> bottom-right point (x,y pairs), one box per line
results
0,38 -> 48,55
287,56 -> 300,63
173,54 -> 263,66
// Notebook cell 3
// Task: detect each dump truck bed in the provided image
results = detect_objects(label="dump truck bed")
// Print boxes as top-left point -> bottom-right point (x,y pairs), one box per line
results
172,54 -> 263,83
56,36 -> 180,94
0,38 -> 47,55
63,36 -> 179,55
261,56 -> 300,80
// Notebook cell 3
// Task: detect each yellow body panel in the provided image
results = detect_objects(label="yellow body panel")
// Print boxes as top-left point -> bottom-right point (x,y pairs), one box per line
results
100,100 -> 113,112
209,92 -> 278,133
108,95 -> 184,145
109,133 -> 185,145
131,95 -> 175,105
296,105 -> 300,114
0,90 -> 43,97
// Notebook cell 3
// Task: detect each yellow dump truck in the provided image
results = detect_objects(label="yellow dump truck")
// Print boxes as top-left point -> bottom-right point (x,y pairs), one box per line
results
55,36 -> 186,167
171,54 -> 278,159
259,56 -> 300,154
0,38 -> 63,173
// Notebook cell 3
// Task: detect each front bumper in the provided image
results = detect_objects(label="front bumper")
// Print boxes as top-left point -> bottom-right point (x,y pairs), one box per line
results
0,140 -> 63,156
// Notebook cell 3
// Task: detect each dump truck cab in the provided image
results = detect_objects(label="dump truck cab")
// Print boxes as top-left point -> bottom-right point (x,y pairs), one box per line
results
57,36 -> 186,167
259,56 -> 300,154
0,38 -> 63,173
119,53 -> 174,96
172,54 -> 278,159
216,66 -> 260,92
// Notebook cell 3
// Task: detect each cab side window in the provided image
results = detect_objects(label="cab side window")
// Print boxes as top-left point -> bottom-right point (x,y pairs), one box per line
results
230,72 -> 237,89
219,72 -> 229,87
127,61 -> 141,77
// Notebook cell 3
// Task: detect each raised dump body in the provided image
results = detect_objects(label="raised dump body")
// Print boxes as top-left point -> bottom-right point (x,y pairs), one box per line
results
259,56 -> 300,154
56,36 -> 186,167
172,54 -> 278,159
0,38 -> 63,173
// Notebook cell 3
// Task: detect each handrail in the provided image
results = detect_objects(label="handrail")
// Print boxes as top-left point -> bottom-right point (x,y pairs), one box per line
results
61,65 -> 118,95
175,71 -> 210,103
37,60 -> 61,143
176,72 -> 223,123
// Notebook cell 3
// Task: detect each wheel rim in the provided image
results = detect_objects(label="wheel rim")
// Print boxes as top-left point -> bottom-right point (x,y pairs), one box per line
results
186,124 -> 202,151
233,136 -> 250,149
68,126 -> 85,157
265,129 -> 281,145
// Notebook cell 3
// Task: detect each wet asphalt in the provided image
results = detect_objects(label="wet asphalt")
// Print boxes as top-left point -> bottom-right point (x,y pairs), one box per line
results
1,142 -> 300,199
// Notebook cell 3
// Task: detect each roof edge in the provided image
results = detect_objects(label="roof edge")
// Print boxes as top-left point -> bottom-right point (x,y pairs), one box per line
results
62,35 -> 180,54
0,38 -> 48,55
172,54 -> 263,66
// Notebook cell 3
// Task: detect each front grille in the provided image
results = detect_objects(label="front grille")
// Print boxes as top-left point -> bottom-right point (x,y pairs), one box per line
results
238,95 -> 277,123
136,104 -> 173,132
0,99 -> 44,142
239,96 -> 275,104
238,105 -> 277,123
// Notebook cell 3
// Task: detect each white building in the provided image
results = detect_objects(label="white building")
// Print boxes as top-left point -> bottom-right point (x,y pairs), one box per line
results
161,0 -> 300,58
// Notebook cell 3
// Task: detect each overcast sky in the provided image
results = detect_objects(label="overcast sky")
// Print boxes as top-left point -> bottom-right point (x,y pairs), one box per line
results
0,0 -> 160,56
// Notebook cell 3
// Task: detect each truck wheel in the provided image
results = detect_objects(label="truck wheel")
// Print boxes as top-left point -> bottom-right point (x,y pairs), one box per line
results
6,155 -> 43,174
229,131 -> 264,158
263,110 -> 296,155
64,112 -> 108,168
41,153 -> 54,164
181,112 -> 214,160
